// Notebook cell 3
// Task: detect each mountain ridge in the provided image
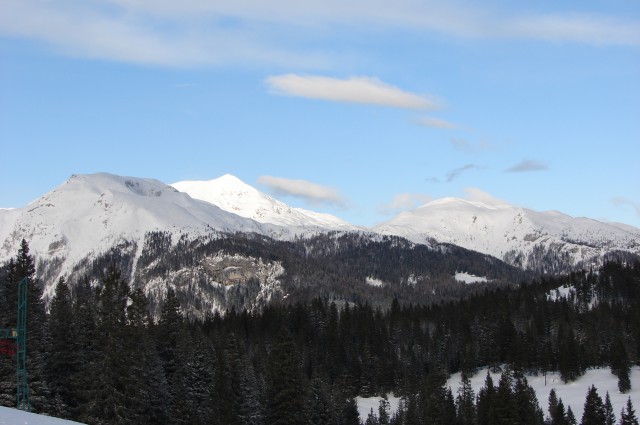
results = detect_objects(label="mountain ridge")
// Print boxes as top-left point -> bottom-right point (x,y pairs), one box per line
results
1,172 -> 638,292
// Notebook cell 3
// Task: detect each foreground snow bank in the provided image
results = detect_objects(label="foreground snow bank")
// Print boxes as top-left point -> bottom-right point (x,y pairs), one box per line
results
0,407 -> 84,425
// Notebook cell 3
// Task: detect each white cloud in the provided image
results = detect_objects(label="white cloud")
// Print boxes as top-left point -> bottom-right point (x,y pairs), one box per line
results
1,1 -> 637,68
464,188 -> 510,207
379,193 -> 432,215
418,116 -> 457,129
265,74 -> 438,109
257,175 -> 345,206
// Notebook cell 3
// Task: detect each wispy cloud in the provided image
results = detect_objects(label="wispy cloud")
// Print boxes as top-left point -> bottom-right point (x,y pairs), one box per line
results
418,116 -> 457,129
379,193 -> 432,215
464,188 -> 510,206
611,197 -> 640,217
446,164 -> 478,182
450,138 -> 494,153
265,75 -> 438,109
257,175 -> 346,207
1,1 -> 637,68
505,159 -> 549,173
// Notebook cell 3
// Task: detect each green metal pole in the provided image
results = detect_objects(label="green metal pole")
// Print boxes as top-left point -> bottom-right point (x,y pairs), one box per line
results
16,277 -> 30,412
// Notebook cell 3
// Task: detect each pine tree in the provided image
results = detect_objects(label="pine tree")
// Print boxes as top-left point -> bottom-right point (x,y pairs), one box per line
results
513,371 -> 543,425
378,395 -> 391,425
365,408 -> 380,425
619,398 -> 639,425
83,264 -> 133,424
549,389 -> 560,424
68,277 -> 97,419
305,377 -> 334,425
567,407 -> 577,425
493,368 -> 517,425
265,327 -> 306,425
581,385 -> 606,425
455,372 -> 476,425
46,276 -> 74,416
610,338 -> 631,394
604,392 -> 616,425
476,372 -> 496,425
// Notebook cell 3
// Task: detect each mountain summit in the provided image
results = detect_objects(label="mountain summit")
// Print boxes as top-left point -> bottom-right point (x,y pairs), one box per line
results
171,174 -> 354,230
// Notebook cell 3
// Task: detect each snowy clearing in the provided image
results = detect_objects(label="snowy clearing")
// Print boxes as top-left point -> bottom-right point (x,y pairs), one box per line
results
366,277 -> 385,287
0,406 -> 84,425
448,366 -> 640,421
357,393 -> 401,420
358,367 -> 639,421
454,272 -> 488,284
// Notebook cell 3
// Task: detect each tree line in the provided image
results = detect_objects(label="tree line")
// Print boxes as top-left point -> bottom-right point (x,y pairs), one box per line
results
0,240 -> 639,424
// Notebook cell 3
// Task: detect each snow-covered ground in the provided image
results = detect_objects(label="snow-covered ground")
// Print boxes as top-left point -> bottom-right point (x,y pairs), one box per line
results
454,272 -> 488,284
448,366 -> 640,421
357,393 -> 401,420
357,367 -> 640,421
0,407 -> 84,425
366,277 -> 385,287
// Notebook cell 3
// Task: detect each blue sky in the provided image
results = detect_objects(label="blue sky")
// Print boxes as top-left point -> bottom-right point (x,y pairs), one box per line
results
1,0 -> 639,228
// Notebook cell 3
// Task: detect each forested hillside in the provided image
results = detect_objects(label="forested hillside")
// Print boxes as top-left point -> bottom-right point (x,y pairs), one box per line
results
0,241 -> 638,424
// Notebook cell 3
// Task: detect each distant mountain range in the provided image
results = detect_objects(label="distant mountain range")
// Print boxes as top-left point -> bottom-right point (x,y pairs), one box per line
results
374,197 -> 640,273
0,172 -> 638,312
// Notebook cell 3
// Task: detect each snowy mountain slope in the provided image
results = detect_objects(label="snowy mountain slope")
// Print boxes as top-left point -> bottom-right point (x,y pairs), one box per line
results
374,198 -> 640,272
0,173 -> 279,296
171,174 -> 356,230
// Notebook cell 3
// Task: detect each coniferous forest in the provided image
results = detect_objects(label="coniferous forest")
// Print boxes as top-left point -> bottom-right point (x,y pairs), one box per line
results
0,240 -> 639,424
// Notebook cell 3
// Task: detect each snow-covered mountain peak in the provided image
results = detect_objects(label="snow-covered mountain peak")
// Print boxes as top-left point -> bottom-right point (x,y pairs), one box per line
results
172,175 -> 354,230
418,197 -> 512,211
0,173 -> 271,287
375,196 -> 640,273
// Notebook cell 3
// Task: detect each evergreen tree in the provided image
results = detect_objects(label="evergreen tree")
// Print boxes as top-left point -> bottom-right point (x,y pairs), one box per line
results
619,398 -> 639,425
378,396 -> 391,425
476,372 -> 496,425
493,368 -> 518,425
46,276 -> 74,416
567,407 -> 577,425
265,328 -> 306,425
604,392 -> 616,425
305,377 -> 334,425
581,385 -> 606,425
549,388 -> 560,424
513,371 -> 543,425
83,264 -> 133,424
68,277 -> 98,418
610,338 -> 631,394
455,372 -> 476,425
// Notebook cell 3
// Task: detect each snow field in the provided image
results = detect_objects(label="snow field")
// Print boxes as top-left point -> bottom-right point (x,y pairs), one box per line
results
447,366 -> 640,421
356,367 -> 640,421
